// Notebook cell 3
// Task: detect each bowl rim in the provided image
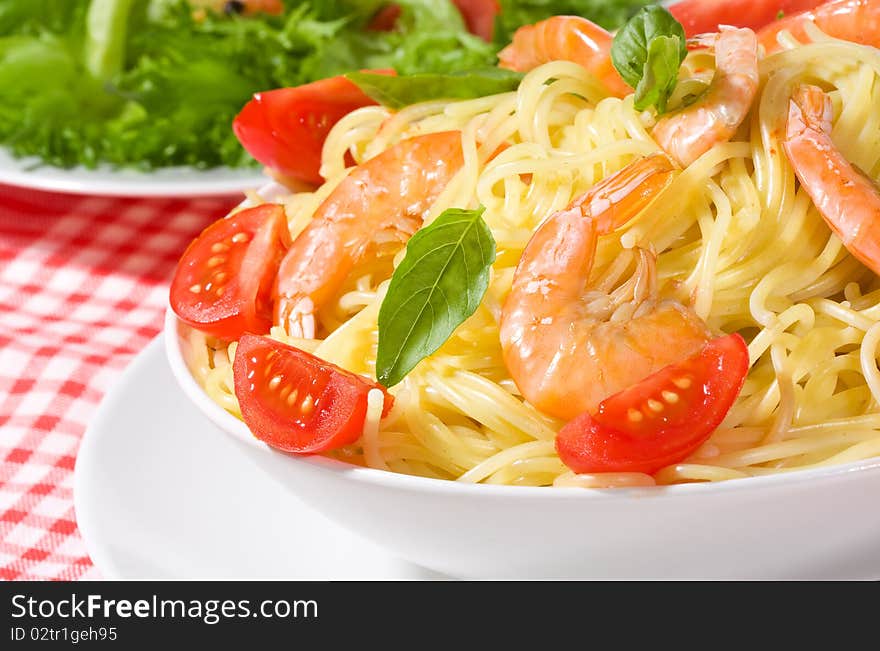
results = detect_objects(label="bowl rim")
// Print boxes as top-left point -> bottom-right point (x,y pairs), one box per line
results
164,306 -> 880,501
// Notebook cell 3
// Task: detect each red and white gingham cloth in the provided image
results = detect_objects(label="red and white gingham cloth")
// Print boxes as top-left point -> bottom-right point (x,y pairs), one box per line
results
0,183 -> 238,580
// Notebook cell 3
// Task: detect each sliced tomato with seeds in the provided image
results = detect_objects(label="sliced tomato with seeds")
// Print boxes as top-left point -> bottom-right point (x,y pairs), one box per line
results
170,204 -> 290,340
233,335 -> 394,454
556,333 -> 750,475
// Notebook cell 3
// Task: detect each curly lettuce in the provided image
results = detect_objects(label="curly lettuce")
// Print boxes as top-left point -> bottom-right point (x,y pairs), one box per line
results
0,0 -> 649,170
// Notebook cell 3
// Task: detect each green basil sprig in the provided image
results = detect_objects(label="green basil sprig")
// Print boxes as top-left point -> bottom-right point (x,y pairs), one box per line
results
346,69 -> 523,110
610,5 -> 687,113
376,207 -> 496,387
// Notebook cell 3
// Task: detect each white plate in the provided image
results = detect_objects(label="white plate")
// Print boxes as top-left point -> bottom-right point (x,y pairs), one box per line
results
77,334 -> 880,581
73,336 -> 443,580
0,148 -> 268,198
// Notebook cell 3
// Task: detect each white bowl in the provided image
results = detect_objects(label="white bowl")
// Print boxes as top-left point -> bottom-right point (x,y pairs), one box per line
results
156,1 -> 880,578
164,306 -> 880,579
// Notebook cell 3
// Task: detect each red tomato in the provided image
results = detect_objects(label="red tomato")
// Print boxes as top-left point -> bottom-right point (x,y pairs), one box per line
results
170,204 -> 290,340
452,0 -> 500,41
368,4 -> 402,31
556,334 -> 750,475
669,0 -> 825,36
368,1 -> 498,41
233,335 -> 394,453
232,72 -> 394,187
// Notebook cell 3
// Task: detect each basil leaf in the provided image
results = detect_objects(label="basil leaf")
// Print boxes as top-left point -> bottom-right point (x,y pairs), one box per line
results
376,207 -> 496,387
346,69 -> 523,109
633,35 -> 682,113
610,5 -> 687,113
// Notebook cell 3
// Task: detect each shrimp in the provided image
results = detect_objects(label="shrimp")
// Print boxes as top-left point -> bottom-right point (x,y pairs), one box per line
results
759,0 -> 880,53
783,85 -> 880,275
652,26 -> 759,168
499,154 -> 713,421
274,130 -> 464,338
497,16 -> 632,98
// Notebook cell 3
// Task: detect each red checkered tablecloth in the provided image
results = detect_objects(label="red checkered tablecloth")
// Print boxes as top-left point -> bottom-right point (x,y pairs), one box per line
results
0,184 -> 238,580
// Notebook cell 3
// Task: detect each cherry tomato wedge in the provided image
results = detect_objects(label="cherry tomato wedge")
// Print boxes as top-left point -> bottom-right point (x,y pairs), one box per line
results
669,0 -> 824,37
232,71 -> 395,187
556,333 -> 750,475
233,335 -> 394,453
170,204 -> 290,340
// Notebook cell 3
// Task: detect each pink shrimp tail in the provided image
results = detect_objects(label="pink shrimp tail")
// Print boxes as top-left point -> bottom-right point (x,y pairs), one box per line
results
783,85 -> 880,275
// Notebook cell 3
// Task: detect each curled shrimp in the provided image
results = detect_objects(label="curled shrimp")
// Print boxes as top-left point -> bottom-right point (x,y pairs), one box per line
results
652,26 -> 759,167
497,16 -> 631,97
759,0 -> 880,53
274,130 -> 464,338
783,85 -> 880,275
499,154 -> 713,421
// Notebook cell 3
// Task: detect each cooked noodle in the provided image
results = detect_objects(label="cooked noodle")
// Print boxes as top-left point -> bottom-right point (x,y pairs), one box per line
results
185,27 -> 880,487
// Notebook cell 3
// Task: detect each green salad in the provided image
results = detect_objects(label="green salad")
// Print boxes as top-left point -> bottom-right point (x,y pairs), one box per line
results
0,0 -> 650,170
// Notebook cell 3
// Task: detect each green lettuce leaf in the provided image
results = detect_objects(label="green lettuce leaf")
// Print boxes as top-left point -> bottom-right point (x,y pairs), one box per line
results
0,0 -> 663,170
0,0 -> 497,170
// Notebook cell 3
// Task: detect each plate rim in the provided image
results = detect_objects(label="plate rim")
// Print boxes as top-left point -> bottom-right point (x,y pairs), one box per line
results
0,149 -> 268,198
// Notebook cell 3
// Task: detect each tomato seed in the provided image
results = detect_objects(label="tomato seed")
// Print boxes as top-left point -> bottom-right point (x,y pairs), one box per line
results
231,232 -> 250,243
189,284 -> 202,294
672,376 -> 692,389
207,256 -> 226,268
627,408 -> 643,422
268,375 -> 282,390
647,399 -> 664,413
661,390 -> 679,403
211,242 -> 230,253
301,395 -> 314,415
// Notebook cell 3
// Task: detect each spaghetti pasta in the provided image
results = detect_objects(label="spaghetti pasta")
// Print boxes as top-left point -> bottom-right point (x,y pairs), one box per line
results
185,26 -> 880,488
